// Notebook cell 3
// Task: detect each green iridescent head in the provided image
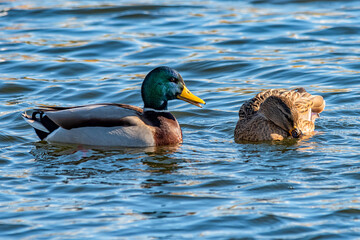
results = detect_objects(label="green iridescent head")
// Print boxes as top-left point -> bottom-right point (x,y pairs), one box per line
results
141,66 -> 205,110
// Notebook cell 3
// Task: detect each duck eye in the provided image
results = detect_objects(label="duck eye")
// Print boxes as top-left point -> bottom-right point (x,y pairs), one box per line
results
291,128 -> 302,138
169,77 -> 177,83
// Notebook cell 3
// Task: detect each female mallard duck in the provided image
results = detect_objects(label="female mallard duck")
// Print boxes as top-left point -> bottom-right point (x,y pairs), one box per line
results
234,88 -> 325,142
22,66 -> 205,147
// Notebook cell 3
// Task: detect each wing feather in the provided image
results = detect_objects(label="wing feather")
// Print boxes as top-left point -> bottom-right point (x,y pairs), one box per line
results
40,104 -> 143,130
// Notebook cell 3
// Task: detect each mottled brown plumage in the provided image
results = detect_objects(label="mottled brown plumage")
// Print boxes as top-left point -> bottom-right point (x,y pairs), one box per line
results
234,88 -> 325,142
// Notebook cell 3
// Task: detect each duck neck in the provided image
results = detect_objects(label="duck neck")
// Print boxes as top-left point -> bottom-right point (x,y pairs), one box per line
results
143,100 -> 168,111
141,78 -> 169,111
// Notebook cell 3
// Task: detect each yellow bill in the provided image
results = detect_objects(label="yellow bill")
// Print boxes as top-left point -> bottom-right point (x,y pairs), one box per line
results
177,85 -> 205,108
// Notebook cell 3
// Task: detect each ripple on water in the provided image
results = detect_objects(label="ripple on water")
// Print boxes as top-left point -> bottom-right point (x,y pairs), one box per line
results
1,0 -> 360,239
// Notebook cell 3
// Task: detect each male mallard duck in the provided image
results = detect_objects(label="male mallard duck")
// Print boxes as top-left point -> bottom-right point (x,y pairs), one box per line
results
22,66 -> 205,147
234,88 -> 325,142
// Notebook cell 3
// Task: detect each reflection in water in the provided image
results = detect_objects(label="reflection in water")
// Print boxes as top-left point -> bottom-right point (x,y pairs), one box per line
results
2,0 -> 360,239
30,142 -> 182,183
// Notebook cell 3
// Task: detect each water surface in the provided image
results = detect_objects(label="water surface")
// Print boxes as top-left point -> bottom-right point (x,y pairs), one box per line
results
1,0 -> 360,239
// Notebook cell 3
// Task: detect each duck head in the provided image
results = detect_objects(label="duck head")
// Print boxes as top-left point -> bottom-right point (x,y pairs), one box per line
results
141,66 -> 205,110
259,96 -> 302,138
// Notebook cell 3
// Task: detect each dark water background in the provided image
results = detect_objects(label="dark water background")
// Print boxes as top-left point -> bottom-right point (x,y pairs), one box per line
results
1,0 -> 360,239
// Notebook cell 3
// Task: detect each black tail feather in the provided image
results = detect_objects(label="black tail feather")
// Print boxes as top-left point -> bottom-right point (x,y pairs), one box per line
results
24,110 -> 59,140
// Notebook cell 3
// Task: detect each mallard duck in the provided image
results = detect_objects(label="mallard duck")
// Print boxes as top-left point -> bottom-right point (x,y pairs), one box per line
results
234,88 -> 325,142
22,66 -> 205,147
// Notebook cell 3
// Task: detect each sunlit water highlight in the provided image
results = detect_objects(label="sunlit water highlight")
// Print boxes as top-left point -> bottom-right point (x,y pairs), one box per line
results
1,0 -> 360,239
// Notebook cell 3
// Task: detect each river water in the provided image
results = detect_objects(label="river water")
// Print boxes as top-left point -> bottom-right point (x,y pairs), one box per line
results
1,0 -> 360,239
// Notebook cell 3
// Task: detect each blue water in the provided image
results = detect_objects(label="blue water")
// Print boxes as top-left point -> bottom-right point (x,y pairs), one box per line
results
1,0 -> 360,239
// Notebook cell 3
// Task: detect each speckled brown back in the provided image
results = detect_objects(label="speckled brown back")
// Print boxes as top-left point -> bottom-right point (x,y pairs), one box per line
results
235,88 -> 324,142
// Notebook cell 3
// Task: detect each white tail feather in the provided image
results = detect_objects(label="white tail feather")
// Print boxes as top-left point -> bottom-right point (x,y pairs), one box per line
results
22,115 -> 50,133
